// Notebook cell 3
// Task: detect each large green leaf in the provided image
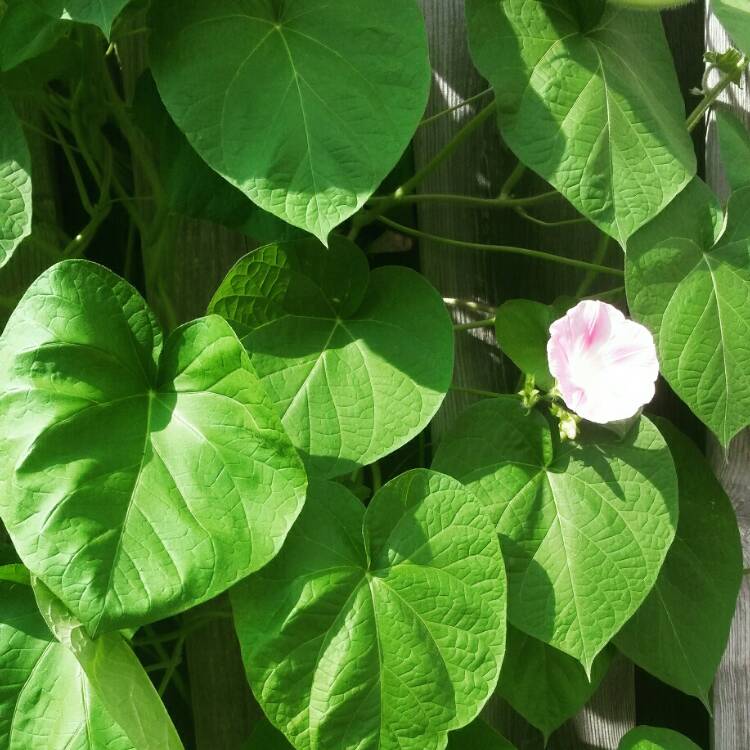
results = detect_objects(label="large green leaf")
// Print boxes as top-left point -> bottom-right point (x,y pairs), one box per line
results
615,419 -> 742,705
209,237 -> 453,478
0,580 -> 136,750
714,0 -> 750,57
232,470 -> 507,750
0,92 -> 31,268
466,0 -> 696,245
0,259 -> 307,635
432,397 -> 678,672
626,178 -> 750,446
619,726 -> 700,750
717,107 -> 750,193
0,0 -> 66,72
148,0 -> 430,243
133,72 -> 300,244
497,626 -> 613,741
447,719 -> 516,750
32,579 -> 183,750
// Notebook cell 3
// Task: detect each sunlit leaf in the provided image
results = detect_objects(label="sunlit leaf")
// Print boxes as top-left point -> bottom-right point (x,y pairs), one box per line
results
232,470 -> 506,750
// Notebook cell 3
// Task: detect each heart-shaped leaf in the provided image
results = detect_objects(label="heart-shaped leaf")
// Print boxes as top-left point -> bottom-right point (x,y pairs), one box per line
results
0,260 -> 307,635
495,298 -> 574,390
626,179 -> 750,446
209,237 -> 454,478
432,397 -> 678,672
0,92 -> 31,268
0,581 -> 136,749
615,419 -> 742,705
30,579 -> 184,750
232,470 -> 507,750
619,726 -> 701,750
466,0 -> 696,245
149,0 -> 430,243
60,0 -> 131,36
498,626 -> 613,742
133,72 -> 301,244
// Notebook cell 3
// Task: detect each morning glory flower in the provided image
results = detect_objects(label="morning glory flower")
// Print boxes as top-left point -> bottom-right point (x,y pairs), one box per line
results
547,300 -> 659,424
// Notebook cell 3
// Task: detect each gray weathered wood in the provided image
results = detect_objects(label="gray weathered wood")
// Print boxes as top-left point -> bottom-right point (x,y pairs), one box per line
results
705,8 -> 750,749
413,2 -> 632,748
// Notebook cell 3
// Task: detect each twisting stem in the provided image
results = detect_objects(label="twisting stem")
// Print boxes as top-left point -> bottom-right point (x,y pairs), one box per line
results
367,190 -> 557,210
377,216 -> 625,277
686,56 -> 749,133
443,298 -> 496,315
451,385 -> 504,399
454,317 -> 496,331
514,206 -> 587,228
499,161 -> 526,199
418,87 -> 494,128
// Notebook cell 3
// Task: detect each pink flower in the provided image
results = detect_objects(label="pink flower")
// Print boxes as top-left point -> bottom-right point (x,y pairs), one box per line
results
547,300 -> 659,424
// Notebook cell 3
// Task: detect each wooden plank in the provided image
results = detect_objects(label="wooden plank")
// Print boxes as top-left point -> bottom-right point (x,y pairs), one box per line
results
705,10 -> 750,749
412,3 -> 632,748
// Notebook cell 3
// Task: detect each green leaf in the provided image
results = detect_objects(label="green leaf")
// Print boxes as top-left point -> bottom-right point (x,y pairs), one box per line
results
0,259 -> 307,635
614,419 -> 742,705
717,107 -> 750,192
57,0 -> 131,36
447,718 -> 517,750
0,563 -> 30,585
432,397 -> 678,672
619,726 -> 701,750
232,469 -> 507,750
714,0 -> 750,57
0,92 -> 31,268
626,178 -> 750,446
495,299 -> 572,389
133,72 -> 301,244
498,626 -> 613,741
0,580 -> 137,749
466,0 -> 696,245
0,0 -> 66,72
148,0 -> 430,243
32,579 -> 183,750
209,237 -> 453,478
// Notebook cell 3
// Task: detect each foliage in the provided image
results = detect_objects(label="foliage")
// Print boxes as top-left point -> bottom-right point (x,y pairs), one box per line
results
0,0 -> 745,748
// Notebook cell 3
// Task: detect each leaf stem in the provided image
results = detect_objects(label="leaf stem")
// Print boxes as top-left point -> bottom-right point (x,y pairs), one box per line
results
499,161 -> 526,199
451,385 -> 504,399
454,317 -> 496,331
377,216 -> 625,277
367,190 -> 557,210
576,234 -> 612,297
443,297 -> 496,315
418,88 -> 494,128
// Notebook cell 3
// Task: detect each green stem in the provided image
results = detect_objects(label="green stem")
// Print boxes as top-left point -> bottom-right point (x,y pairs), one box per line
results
585,285 -> 625,301
158,634 -> 186,697
451,385 -> 504,399
349,101 -> 497,240
514,206 -> 587,228
443,297 -> 496,315
499,161 -> 526,199
377,216 -> 624,277
46,115 -> 95,215
576,234 -> 612,297
367,190 -> 557,210
686,59 -> 748,132
418,88 -> 494,128
370,462 -> 382,494
399,101 -> 497,196
454,317 -> 496,331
